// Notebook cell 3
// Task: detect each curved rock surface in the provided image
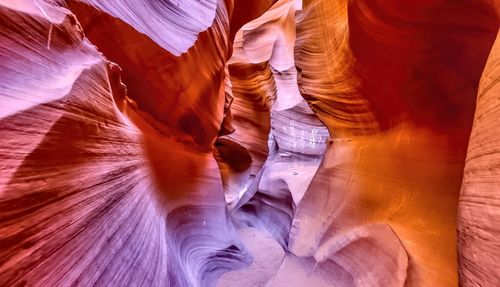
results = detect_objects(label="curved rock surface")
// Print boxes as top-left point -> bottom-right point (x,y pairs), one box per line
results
1,0 -> 500,286
458,30 -> 500,287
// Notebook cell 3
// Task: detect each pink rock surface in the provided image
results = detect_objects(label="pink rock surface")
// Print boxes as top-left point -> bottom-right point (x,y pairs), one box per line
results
0,1 -> 266,286
1,0 -> 500,286
458,30 -> 500,287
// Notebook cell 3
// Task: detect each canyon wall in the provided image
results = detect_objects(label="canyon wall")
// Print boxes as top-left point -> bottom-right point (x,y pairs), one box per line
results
0,0 -> 499,286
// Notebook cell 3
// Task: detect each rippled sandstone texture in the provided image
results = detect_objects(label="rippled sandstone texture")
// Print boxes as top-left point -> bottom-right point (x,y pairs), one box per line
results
0,0 -> 499,286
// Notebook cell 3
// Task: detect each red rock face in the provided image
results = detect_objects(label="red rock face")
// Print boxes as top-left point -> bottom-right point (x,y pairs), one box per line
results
0,0 -> 499,286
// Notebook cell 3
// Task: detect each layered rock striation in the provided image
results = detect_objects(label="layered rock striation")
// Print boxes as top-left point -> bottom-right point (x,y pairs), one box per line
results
0,0 -> 499,286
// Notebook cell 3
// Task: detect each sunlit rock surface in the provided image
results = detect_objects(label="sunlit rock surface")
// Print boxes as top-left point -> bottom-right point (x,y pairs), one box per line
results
458,30 -> 500,287
0,0 -> 499,286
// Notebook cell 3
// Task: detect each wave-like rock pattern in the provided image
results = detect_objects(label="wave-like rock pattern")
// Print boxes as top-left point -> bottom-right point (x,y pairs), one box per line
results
77,0 -> 217,56
221,0 -> 499,285
294,0 -> 379,136
215,62 -> 274,206
0,1 -> 272,286
219,3 -> 330,285
66,0 -> 229,148
289,0 -> 499,286
1,0 -> 500,286
458,30 -> 500,287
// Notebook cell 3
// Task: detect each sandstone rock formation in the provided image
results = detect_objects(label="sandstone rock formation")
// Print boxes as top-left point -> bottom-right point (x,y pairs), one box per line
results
458,30 -> 500,287
0,0 -> 499,286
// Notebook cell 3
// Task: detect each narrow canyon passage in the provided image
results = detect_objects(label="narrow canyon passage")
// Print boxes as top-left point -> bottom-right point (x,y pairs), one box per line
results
0,1 -> 499,287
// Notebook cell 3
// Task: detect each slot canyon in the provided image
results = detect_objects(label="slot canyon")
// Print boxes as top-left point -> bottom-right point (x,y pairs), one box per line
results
1,0 -> 500,286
